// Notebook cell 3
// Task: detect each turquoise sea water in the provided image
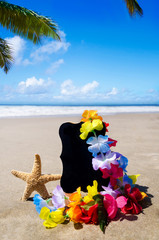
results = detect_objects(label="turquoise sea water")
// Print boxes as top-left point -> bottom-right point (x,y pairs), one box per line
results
0,104 -> 159,118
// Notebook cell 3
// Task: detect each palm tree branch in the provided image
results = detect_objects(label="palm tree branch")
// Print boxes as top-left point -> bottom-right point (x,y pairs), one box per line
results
0,37 -> 13,73
0,1 -> 60,44
124,0 -> 143,16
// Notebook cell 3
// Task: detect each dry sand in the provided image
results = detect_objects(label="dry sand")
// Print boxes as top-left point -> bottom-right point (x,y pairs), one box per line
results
0,113 -> 159,240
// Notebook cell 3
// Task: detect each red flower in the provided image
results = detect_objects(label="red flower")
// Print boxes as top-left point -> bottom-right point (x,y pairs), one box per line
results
104,122 -> 109,132
80,204 -> 98,224
108,138 -> 117,147
100,164 -> 123,187
121,184 -> 143,214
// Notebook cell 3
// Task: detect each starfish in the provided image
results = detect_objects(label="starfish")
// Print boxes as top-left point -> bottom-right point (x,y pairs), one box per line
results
11,154 -> 61,201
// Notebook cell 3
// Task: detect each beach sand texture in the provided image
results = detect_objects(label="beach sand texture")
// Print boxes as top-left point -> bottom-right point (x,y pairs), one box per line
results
0,113 -> 159,240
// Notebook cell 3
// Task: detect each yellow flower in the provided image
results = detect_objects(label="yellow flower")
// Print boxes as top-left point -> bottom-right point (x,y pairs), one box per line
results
84,180 -> 98,203
80,119 -> 103,140
39,207 -> 65,228
81,110 -> 103,122
40,206 -> 50,220
118,174 -> 140,186
128,174 -> 140,184
139,191 -> 148,201
80,121 -> 92,140
92,119 -> 103,131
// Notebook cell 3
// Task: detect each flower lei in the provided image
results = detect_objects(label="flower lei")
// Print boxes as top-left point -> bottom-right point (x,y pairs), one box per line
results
33,110 -> 147,233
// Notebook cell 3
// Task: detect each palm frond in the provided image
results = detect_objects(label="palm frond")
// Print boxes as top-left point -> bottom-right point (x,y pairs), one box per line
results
0,1 -> 60,44
0,37 -> 13,73
124,0 -> 143,16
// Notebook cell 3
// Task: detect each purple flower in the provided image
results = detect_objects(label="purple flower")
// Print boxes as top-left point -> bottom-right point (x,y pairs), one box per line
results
52,185 -> 66,209
100,183 -> 120,199
92,151 -> 118,171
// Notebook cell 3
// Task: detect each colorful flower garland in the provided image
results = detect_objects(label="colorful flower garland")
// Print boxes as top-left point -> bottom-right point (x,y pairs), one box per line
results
33,110 -> 147,233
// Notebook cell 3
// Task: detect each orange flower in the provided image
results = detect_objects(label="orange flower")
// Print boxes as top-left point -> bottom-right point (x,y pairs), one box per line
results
81,110 -> 103,122
68,187 -> 82,207
66,205 -> 83,223
66,187 -> 84,223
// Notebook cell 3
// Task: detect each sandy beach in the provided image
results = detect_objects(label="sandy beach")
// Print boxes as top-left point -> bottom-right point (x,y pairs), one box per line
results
0,113 -> 159,240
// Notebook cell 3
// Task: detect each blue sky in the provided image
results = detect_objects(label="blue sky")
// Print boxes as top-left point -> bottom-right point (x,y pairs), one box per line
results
0,0 -> 159,105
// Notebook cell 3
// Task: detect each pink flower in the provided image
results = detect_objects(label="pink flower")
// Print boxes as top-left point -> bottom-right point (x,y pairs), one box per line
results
103,194 -> 127,220
116,196 -> 127,208
103,194 -> 118,219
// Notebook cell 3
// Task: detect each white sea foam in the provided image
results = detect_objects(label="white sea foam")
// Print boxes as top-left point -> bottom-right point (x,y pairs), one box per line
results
0,105 -> 159,118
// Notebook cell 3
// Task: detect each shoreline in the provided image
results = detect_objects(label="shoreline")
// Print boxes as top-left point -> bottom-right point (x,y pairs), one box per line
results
0,111 -> 159,120
0,105 -> 159,119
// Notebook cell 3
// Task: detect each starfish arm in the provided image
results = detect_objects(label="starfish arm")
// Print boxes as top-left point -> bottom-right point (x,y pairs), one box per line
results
11,170 -> 30,181
21,183 -> 34,201
39,174 -> 61,184
31,154 -> 41,178
35,184 -> 50,199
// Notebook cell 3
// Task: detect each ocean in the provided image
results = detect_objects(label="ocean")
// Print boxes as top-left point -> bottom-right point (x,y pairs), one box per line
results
0,105 -> 159,118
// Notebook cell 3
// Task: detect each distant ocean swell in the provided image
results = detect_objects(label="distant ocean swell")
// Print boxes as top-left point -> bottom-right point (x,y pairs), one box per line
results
0,105 -> 159,118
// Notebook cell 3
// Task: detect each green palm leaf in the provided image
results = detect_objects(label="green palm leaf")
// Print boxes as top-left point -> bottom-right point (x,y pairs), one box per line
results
0,0 -> 60,73
0,1 -> 60,44
0,37 -> 13,73
124,0 -> 143,16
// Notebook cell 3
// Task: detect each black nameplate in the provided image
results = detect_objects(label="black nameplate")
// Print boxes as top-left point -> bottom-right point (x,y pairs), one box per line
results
59,122 -> 109,193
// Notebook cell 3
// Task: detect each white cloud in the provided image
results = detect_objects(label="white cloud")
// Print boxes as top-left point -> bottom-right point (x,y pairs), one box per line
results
22,58 -> 32,66
58,30 -> 66,39
5,36 -> 25,65
106,87 -> 118,96
46,59 -> 64,74
60,79 -> 99,97
17,76 -> 54,94
30,31 -> 70,63
5,31 -> 70,66
61,79 -> 76,95
81,81 -> 99,94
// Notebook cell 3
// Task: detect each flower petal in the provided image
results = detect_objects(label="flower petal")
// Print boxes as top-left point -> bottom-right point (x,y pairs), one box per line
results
88,144 -> 100,156
98,135 -> 109,143
100,186 -> 120,198
92,119 -> 103,131
116,196 -> 127,208
86,136 -> 98,145
117,156 -> 128,172
103,194 -> 118,219
139,192 -> 148,201
52,185 -> 65,209
108,138 -> 117,147
128,174 -> 140,184
39,207 -> 50,220
33,194 -> 55,213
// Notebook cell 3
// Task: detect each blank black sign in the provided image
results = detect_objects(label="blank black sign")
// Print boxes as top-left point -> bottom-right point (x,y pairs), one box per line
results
59,122 -> 109,193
